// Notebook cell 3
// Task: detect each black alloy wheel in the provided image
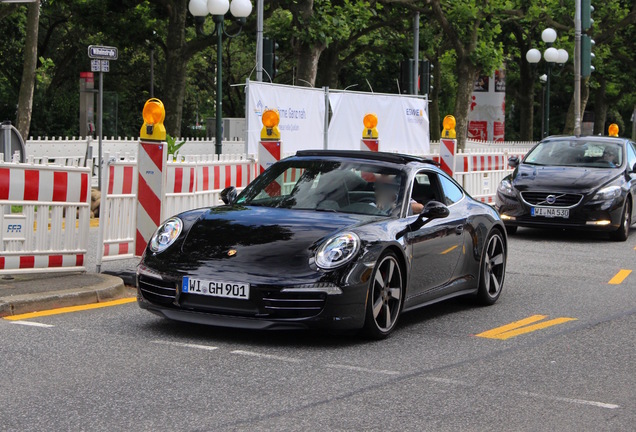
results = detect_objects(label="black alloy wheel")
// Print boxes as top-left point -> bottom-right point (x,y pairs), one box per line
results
362,252 -> 404,339
610,200 -> 631,242
477,230 -> 506,305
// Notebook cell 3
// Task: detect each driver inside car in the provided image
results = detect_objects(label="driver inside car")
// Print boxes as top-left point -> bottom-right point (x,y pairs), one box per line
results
373,175 -> 423,214
602,146 -> 619,167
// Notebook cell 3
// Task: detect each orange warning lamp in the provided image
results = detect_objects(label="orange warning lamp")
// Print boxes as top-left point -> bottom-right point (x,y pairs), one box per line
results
362,113 -> 378,139
442,115 -> 456,138
140,98 -> 166,141
260,109 -> 281,140
608,123 -> 619,137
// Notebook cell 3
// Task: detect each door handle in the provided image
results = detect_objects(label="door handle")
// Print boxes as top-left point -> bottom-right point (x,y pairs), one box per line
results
455,225 -> 464,235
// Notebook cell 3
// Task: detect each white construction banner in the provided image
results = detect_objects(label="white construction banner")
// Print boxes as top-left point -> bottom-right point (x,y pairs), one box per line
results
468,69 -> 506,141
247,81 -> 326,155
328,92 -> 429,154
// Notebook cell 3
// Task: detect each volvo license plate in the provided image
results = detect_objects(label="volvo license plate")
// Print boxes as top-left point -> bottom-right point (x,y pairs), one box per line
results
531,207 -> 569,218
182,277 -> 250,299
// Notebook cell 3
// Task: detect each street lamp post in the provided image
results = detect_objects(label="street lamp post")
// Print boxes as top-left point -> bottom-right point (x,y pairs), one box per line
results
526,28 -> 569,138
189,0 -> 252,155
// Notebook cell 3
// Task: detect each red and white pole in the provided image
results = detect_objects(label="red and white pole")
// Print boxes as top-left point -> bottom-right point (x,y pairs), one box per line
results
257,109 -> 283,196
439,115 -> 457,177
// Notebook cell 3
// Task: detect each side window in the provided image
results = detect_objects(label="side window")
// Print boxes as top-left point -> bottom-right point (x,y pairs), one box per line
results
438,174 -> 464,205
627,143 -> 636,170
411,171 -> 441,205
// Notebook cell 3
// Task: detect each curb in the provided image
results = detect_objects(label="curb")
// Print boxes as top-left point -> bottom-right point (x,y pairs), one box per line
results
0,274 -> 130,318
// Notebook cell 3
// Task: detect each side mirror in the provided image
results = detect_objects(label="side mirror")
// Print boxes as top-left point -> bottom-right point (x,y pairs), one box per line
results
508,156 -> 519,168
397,201 -> 450,239
220,186 -> 237,205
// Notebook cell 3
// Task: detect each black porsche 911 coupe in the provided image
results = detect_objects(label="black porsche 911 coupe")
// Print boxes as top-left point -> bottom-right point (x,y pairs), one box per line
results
137,150 -> 507,338
495,136 -> 636,241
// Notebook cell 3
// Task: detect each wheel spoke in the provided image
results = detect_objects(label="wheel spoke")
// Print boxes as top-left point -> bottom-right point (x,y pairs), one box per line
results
484,268 -> 491,292
386,260 -> 395,285
388,287 -> 401,301
491,253 -> 504,267
490,274 -> 501,295
384,304 -> 391,329
489,236 -> 498,256
374,270 -> 384,288
372,297 -> 383,318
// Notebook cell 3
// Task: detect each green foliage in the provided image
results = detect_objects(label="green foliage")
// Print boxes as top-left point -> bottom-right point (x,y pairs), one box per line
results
166,134 -> 186,159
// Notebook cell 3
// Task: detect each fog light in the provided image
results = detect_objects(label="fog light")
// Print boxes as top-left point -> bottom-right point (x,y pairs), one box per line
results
500,214 -> 516,221
586,220 -> 611,226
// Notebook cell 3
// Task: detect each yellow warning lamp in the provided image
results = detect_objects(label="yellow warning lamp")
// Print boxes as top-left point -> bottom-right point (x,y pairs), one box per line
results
362,113 -> 378,139
260,109 -> 281,141
608,123 -> 619,137
140,98 -> 166,141
442,115 -> 456,139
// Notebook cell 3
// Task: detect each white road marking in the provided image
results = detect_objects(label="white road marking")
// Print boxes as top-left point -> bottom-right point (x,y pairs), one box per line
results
151,340 -> 218,351
517,390 -> 620,410
326,364 -> 400,376
422,375 -> 619,410
231,350 -> 302,363
10,320 -> 54,328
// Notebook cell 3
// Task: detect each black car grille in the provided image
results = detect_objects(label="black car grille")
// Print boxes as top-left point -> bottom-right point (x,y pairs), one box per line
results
520,191 -> 583,207
262,291 -> 327,319
138,275 -> 177,306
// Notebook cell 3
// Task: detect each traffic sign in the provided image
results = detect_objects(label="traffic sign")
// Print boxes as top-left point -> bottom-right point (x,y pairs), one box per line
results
88,45 -> 118,60
101,60 -> 110,72
90,59 -> 100,72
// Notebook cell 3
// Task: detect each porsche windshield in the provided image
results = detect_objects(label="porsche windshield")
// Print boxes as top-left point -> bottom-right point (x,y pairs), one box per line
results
236,159 -> 406,217
524,140 -> 623,168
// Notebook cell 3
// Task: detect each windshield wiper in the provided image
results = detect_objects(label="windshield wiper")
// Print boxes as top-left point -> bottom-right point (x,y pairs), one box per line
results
523,161 -> 545,166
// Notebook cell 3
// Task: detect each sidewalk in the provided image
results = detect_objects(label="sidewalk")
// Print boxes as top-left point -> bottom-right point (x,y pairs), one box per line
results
0,272 -> 135,318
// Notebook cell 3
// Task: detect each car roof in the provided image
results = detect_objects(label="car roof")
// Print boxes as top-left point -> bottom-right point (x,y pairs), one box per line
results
542,135 -> 630,145
294,150 -> 440,166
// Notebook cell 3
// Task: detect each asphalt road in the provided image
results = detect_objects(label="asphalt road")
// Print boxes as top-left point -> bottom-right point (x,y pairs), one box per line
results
1,227 -> 635,431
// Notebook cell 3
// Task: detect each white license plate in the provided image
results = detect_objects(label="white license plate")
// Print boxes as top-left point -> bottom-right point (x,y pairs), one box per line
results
531,207 -> 570,218
182,277 -> 250,300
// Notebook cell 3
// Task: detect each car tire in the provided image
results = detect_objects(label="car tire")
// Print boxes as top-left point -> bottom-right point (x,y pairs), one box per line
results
361,251 -> 404,339
505,225 -> 518,235
610,200 -> 631,242
476,230 -> 506,305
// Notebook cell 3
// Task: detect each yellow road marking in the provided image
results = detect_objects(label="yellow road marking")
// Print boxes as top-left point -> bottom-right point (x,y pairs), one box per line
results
608,269 -> 632,285
3,297 -> 136,321
476,315 -> 577,340
440,245 -> 458,255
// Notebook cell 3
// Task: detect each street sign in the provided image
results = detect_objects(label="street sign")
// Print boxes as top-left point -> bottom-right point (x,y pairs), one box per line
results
101,60 -> 110,72
88,45 -> 118,60
90,59 -> 100,72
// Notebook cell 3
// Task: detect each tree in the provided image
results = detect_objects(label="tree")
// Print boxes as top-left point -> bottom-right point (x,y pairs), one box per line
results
14,0 -> 40,140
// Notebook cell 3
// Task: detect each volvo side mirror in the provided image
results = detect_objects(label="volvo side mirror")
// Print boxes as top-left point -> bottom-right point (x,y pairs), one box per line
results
508,156 -> 520,168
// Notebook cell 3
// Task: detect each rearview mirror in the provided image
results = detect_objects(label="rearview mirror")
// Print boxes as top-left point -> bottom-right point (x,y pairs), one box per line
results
508,156 -> 519,168
220,186 -> 237,205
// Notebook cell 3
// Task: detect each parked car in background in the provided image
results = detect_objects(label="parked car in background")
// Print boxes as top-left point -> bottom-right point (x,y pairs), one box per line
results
496,136 -> 636,241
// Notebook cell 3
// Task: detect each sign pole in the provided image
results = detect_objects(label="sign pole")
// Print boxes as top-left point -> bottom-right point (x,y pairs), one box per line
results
98,70 -> 103,191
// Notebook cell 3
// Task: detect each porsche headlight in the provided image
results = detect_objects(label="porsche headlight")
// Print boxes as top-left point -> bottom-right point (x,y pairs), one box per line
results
149,217 -> 183,253
497,179 -> 515,197
315,232 -> 360,270
592,185 -> 621,202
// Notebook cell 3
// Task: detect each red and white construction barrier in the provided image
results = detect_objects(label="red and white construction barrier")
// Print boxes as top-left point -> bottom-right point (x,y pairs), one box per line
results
0,160 -> 91,274
258,140 -> 282,196
135,141 -> 167,257
439,138 -> 457,177
361,138 -> 379,152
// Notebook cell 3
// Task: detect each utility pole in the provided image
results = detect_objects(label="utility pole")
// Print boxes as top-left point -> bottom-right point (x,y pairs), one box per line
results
412,12 -> 420,95
574,0 -> 582,136
256,0 -> 263,81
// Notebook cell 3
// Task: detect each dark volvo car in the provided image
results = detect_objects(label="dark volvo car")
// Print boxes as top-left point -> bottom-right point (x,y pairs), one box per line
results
137,150 -> 507,338
496,136 -> 636,240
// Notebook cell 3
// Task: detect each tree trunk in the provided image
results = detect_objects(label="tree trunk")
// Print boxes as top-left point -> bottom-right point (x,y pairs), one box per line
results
296,43 -> 325,87
593,77 -> 607,135
16,0 -> 40,140
454,56 -> 476,150
162,0 -> 189,138
518,56 -> 534,141
315,44 -> 339,89
429,56 -> 441,142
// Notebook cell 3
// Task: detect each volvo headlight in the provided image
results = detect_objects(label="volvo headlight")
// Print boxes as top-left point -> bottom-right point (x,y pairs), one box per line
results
315,232 -> 360,270
592,185 -> 621,202
497,179 -> 515,197
149,217 -> 183,253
